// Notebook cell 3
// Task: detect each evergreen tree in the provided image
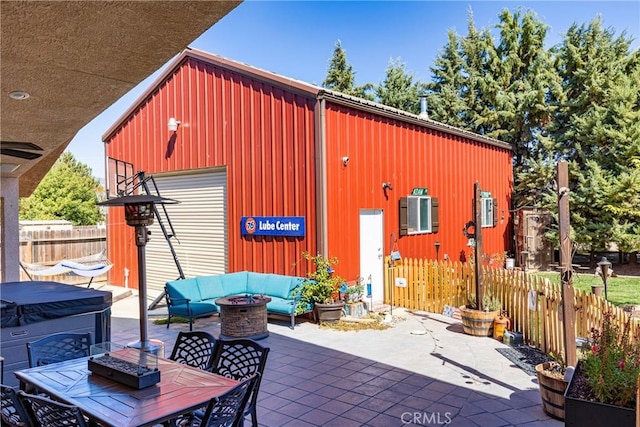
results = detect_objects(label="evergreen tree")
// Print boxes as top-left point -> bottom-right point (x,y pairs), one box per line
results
428,8 -> 564,209
427,30 -> 467,127
549,17 -> 640,255
19,152 -> 104,225
323,40 -> 374,100
376,58 -> 425,114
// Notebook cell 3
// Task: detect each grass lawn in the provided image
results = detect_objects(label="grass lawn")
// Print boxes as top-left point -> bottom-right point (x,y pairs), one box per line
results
533,272 -> 640,306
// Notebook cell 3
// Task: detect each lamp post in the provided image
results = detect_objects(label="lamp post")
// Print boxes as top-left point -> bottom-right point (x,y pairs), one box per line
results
98,194 -> 178,355
435,241 -> 440,261
597,256 -> 612,300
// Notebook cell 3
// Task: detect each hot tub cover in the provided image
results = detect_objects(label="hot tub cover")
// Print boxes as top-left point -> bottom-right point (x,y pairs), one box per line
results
0,281 -> 112,327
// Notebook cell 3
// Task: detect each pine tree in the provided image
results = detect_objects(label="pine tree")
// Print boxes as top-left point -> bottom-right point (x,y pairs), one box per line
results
19,152 -> 104,225
428,8 -> 560,209
376,58 -> 425,114
322,40 -> 374,100
427,30 -> 467,127
549,17 -> 640,255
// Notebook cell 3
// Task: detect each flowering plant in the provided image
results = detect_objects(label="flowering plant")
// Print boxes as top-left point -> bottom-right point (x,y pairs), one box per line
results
293,252 -> 345,313
581,311 -> 640,408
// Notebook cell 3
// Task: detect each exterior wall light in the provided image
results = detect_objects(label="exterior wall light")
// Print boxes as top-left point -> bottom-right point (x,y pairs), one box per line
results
167,118 -> 181,132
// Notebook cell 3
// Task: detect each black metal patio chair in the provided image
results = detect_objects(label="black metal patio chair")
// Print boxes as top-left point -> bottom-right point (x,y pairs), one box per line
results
16,390 -> 88,427
179,375 -> 256,427
26,332 -> 93,368
169,331 -> 217,371
1,384 -> 31,427
209,339 -> 269,427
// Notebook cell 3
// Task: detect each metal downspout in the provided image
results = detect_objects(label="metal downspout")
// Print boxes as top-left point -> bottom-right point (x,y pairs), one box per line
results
316,97 -> 329,256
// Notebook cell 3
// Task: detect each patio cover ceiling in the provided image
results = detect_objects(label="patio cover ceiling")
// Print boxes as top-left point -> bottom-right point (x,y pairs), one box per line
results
1,0 -> 241,196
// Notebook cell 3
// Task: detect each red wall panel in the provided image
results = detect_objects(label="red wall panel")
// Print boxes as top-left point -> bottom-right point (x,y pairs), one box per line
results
105,58 -> 318,288
323,103 -> 514,282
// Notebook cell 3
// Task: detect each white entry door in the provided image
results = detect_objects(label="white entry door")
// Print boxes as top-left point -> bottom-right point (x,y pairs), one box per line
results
359,209 -> 384,304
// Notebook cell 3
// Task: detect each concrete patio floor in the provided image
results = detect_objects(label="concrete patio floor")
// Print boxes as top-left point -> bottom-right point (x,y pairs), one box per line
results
105,285 -> 563,427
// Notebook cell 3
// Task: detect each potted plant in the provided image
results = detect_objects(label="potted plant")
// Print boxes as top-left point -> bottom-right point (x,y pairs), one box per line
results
344,282 -> 364,303
459,291 -> 502,336
535,353 -> 569,420
564,311 -> 638,427
294,252 -> 345,323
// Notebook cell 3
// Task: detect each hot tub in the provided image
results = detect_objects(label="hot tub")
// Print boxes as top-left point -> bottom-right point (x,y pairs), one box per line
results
1,281 -> 112,386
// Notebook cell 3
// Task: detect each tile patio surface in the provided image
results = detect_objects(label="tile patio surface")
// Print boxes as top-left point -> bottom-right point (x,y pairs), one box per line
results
106,286 -> 563,427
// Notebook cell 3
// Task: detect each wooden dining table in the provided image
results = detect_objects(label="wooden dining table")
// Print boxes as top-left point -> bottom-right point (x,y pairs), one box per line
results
14,347 -> 239,427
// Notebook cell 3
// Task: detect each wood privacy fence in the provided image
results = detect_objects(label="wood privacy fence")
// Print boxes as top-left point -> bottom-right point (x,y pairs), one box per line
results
19,226 -> 107,285
385,257 -> 640,359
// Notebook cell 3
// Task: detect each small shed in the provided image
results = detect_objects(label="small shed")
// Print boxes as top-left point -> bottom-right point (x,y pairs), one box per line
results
102,48 -> 514,303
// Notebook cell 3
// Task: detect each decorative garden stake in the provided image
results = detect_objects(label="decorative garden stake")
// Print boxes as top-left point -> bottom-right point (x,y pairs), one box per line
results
597,256 -> 611,300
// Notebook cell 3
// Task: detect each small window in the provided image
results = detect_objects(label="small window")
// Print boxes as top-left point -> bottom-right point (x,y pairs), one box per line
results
399,196 -> 439,236
481,197 -> 494,227
407,196 -> 432,234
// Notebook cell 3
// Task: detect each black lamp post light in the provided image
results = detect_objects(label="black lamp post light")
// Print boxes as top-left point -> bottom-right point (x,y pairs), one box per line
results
597,256 -> 612,300
435,241 -> 441,260
98,194 -> 178,355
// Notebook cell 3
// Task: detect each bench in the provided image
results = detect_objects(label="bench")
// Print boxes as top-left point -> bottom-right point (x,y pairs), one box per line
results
164,271 -> 311,330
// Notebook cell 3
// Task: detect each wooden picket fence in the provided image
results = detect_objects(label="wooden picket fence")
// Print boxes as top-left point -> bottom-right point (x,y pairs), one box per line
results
385,257 -> 640,359
19,226 -> 107,285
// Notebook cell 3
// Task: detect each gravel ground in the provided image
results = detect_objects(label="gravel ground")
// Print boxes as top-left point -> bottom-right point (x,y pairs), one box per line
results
496,345 -> 555,376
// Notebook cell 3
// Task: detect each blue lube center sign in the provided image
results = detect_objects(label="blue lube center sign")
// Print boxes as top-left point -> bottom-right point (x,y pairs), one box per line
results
241,216 -> 306,237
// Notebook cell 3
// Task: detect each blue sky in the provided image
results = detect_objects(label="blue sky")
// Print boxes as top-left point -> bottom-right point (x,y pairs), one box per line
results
68,1 -> 640,180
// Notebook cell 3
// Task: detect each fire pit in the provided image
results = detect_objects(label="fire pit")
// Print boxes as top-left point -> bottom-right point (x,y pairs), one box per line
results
215,294 -> 272,340
88,350 -> 160,389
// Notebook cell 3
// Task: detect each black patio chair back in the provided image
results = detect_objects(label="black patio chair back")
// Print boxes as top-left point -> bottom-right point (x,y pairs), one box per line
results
16,390 -> 88,427
169,331 -> 217,371
210,339 -> 269,427
1,384 -> 30,427
26,332 -> 93,368
198,375 -> 256,427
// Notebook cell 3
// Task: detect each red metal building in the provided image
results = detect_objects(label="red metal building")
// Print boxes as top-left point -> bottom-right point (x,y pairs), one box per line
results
103,48 -> 513,303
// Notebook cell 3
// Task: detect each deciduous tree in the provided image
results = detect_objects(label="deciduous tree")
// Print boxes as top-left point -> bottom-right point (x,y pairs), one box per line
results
19,152 -> 104,225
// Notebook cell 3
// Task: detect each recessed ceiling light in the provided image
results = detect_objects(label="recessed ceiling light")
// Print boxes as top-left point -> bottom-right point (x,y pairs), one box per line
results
9,91 -> 30,100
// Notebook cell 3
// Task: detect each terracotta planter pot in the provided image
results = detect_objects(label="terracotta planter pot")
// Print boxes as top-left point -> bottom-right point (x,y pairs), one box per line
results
314,301 -> 345,323
459,307 -> 500,336
564,362 -> 636,427
535,362 -> 569,420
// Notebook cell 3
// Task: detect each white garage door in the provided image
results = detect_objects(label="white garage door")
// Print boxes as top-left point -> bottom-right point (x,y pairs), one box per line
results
145,169 -> 227,294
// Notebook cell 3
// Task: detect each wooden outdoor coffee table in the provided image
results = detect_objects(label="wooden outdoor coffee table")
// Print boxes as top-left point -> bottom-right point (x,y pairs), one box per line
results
215,295 -> 271,340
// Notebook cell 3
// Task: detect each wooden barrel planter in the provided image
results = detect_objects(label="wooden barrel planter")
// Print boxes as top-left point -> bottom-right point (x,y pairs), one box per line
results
535,362 -> 568,421
459,307 -> 500,336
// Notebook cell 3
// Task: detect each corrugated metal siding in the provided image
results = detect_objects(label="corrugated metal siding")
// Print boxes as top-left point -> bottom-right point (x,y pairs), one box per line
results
144,170 -> 227,293
324,103 -> 513,282
105,57 -> 318,287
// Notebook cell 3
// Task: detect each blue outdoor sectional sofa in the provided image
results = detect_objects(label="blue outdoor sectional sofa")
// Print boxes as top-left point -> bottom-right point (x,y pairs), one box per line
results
164,271 -> 311,330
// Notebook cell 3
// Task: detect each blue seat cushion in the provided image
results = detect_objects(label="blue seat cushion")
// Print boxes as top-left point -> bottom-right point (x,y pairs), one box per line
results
197,275 -> 226,301
246,272 -> 267,295
252,274 -> 285,298
220,271 -> 249,296
200,299 -> 221,311
266,297 -> 297,315
166,278 -> 202,302
168,302 -> 218,317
